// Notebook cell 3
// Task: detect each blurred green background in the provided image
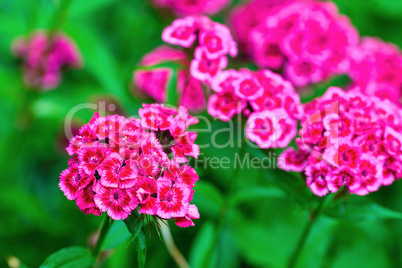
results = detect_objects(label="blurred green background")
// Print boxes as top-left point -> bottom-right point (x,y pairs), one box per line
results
1,0 -> 402,267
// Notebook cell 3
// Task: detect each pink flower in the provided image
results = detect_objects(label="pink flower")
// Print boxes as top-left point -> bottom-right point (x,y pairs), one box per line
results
208,91 -> 246,121
280,87 -> 402,196
246,109 -> 297,148
349,37 -> 402,105
249,26 -> 285,69
230,0 -> 359,87
175,204 -> 200,227
59,166 -> 91,200
77,145 -> 110,176
162,16 -> 197,48
61,105 -> 201,226
171,132 -> 200,163
190,47 -> 228,82
210,69 -> 239,93
156,177 -> 191,219
134,69 -> 170,103
135,155 -> 161,177
76,182 -> 102,214
233,70 -> 263,101
165,164 -> 199,186
100,152 -> 138,188
179,77 -> 206,112
328,166 -> 360,193
93,114 -> 127,140
285,59 -> 325,87
94,187 -> 136,220
153,0 -> 231,16
199,23 -> 237,58
353,155 -> 383,196
278,147 -> 308,172
138,103 -> 177,131
323,142 -> 360,169
383,127 -> 402,161
305,162 -> 331,197
66,125 -> 97,156
199,31 -> 227,58
129,177 -> 158,215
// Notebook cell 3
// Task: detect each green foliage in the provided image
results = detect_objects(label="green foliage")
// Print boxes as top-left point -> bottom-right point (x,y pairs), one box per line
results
1,0 -> 402,267
40,247 -> 95,268
102,220 -> 131,250
124,214 -> 147,268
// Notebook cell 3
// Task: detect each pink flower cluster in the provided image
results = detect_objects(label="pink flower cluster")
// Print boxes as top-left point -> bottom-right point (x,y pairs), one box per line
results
230,0 -> 359,87
229,0 -> 292,50
133,46 -> 206,112
279,87 -> 402,196
12,31 -> 82,90
208,68 -> 303,149
59,104 -> 201,227
162,15 -> 237,83
153,0 -> 231,16
349,37 -> 402,105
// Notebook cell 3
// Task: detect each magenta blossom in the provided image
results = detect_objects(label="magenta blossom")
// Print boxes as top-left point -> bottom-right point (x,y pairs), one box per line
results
278,87 -> 402,196
162,15 -> 237,84
230,0 -> 358,87
153,0 -> 231,16
12,31 -> 82,90
209,69 -> 303,149
134,15 -> 237,113
59,104 -> 200,227
349,37 -> 402,105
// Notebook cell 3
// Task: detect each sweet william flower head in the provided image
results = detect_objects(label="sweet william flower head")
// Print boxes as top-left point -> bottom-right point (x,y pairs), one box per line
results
230,0 -> 359,87
59,104 -> 201,227
279,87 -> 402,197
208,69 -> 302,149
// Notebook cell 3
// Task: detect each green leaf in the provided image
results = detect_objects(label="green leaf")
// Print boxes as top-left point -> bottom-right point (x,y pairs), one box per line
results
247,145 -> 314,207
324,199 -> 402,221
124,214 -> 147,268
123,213 -> 144,243
102,220 -> 131,250
135,230 -> 147,268
69,0 -> 118,17
189,221 -> 217,268
40,246 -> 95,268
229,186 -> 284,206
64,24 -> 139,115
192,181 -> 224,219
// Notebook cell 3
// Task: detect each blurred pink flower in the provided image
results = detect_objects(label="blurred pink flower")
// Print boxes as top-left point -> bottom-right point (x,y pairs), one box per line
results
12,31 -> 82,90
153,0 -> 231,16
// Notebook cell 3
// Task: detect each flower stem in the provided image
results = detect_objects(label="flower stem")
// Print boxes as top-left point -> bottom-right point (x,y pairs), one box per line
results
92,216 -> 113,257
202,135 -> 248,267
160,222 -> 190,268
287,198 -> 326,268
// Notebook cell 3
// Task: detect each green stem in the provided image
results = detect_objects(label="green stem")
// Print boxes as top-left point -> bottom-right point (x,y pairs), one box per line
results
160,222 -> 189,268
202,135 -> 248,267
92,216 -> 113,257
287,198 -> 326,268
